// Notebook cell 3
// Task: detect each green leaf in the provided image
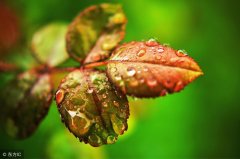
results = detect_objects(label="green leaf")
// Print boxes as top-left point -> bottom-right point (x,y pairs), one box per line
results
66,3 -> 126,64
31,23 -> 69,67
0,71 -> 53,138
56,69 -> 129,147
106,40 -> 203,97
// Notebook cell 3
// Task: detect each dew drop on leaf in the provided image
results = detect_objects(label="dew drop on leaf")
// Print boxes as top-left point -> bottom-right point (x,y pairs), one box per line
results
129,80 -> 139,87
147,78 -> 158,87
113,101 -> 119,107
102,94 -> 107,99
145,38 -> 159,47
157,46 -> 164,53
137,49 -> 146,57
176,49 -> 188,57
102,101 -> 108,107
107,135 -> 117,144
87,88 -> 93,94
160,89 -> 167,96
174,81 -> 184,92
127,67 -> 136,76
155,54 -> 161,60
56,89 -> 65,105
110,67 -> 117,73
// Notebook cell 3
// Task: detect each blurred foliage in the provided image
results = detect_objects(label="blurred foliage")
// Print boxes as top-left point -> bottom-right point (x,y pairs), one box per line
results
0,0 -> 240,158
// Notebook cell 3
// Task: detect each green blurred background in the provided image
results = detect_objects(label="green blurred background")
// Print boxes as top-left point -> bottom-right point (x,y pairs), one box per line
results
0,0 -> 240,158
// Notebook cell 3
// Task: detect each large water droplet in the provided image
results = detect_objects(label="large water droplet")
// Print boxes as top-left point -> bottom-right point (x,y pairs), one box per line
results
111,114 -> 125,135
176,50 -> 187,57
56,89 -> 65,105
145,39 -> 159,47
127,67 -> 136,76
137,49 -> 146,57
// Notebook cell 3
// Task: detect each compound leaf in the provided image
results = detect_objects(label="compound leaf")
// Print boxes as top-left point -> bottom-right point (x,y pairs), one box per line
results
66,3 -> 126,64
106,40 -> 203,97
0,71 -> 53,138
31,23 -> 69,67
56,69 -> 129,147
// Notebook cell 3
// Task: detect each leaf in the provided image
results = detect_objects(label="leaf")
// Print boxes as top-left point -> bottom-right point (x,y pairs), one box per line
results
0,71 -> 53,138
31,23 -> 69,67
0,2 -> 19,54
55,69 -> 129,147
106,40 -> 203,97
66,3 -> 126,64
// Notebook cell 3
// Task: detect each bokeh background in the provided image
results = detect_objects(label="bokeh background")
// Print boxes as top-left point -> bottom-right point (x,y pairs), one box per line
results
0,0 -> 240,158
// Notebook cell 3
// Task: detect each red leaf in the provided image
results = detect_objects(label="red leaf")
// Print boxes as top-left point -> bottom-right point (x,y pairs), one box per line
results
106,40 -> 203,97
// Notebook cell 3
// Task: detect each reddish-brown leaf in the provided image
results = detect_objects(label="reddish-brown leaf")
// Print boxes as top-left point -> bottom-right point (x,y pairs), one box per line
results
106,40 -> 203,97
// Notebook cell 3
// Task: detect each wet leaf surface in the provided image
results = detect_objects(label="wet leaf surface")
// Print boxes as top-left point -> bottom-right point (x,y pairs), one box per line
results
31,23 -> 69,67
66,3 -> 126,64
56,69 -> 129,147
106,40 -> 203,97
0,71 -> 53,138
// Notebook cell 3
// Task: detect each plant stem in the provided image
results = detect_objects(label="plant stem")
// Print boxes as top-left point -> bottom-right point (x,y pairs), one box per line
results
83,61 -> 108,69
0,61 -> 19,72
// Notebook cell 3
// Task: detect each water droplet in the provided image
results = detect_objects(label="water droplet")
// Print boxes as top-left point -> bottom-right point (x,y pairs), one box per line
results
113,101 -> 119,107
110,114 -> 126,135
115,75 -> 122,81
160,89 -> 167,96
157,47 -> 164,53
129,80 -> 139,87
110,67 -> 117,73
143,67 -> 148,72
147,78 -> 157,87
176,50 -> 187,57
156,55 -> 161,60
164,80 -> 174,88
174,81 -> 184,92
88,134 -> 102,146
122,56 -> 129,61
137,49 -> 146,57
87,88 -> 93,94
56,89 -> 65,105
107,135 -> 117,144
102,94 -> 107,99
145,39 -> 159,47
139,78 -> 145,84
102,102 -> 108,107
127,67 -> 136,76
